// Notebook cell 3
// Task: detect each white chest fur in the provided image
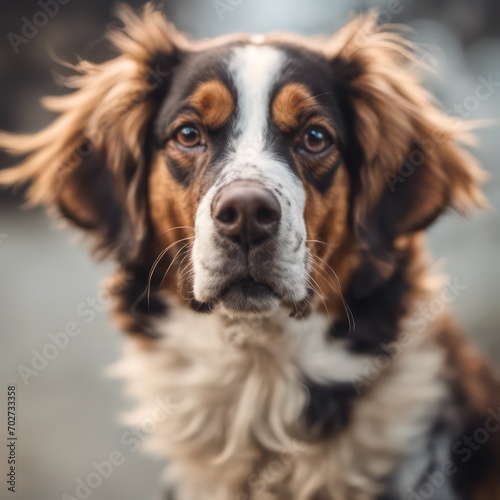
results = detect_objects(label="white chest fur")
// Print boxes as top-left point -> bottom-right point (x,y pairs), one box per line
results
112,305 -> 448,500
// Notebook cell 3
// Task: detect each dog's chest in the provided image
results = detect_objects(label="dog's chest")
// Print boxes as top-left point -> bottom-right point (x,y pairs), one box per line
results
115,306 -> 449,499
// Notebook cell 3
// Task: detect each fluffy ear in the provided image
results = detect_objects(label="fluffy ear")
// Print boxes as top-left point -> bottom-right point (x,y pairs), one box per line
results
0,4 -> 186,261
325,11 -> 487,293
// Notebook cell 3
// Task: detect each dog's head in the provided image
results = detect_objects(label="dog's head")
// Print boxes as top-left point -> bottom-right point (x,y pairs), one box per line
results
0,5 -> 485,320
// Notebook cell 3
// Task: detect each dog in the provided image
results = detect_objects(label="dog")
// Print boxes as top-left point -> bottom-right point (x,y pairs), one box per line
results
1,4 -> 499,499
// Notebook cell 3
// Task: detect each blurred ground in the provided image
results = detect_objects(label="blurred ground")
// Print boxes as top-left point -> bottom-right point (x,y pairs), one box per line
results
0,1 -> 499,499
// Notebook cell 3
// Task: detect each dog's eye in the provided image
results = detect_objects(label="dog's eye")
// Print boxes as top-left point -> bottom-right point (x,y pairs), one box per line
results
175,125 -> 203,149
301,126 -> 332,155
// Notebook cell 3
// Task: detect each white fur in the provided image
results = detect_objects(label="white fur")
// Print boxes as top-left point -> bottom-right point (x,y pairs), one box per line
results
230,45 -> 282,151
112,292 -> 448,500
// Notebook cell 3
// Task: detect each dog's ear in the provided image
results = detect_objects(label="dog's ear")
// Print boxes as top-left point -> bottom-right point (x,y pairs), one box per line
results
0,4 -> 187,261
325,12 -> 487,294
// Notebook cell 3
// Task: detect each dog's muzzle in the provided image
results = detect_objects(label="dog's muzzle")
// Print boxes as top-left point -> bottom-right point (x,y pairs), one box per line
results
192,173 -> 309,317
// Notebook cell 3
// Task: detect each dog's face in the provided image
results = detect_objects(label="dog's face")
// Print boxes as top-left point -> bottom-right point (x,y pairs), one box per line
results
151,43 -> 350,316
0,6 -> 485,322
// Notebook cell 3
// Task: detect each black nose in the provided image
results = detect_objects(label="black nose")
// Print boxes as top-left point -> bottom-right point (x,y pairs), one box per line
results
212,181 -> 281,246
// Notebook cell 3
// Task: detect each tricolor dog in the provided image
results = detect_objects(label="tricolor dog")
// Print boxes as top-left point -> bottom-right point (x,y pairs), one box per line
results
1,4 -> 499,499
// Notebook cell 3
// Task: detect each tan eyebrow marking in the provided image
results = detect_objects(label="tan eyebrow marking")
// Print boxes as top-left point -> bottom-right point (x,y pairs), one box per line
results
189,80 -> 235,130
272,83 -> 319,132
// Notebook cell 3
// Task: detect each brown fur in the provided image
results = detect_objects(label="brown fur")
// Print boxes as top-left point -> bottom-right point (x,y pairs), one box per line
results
272,83 -> 319,133
189,80 -> 235,130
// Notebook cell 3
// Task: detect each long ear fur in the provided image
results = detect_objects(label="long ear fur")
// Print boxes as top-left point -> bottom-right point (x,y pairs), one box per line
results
325,11 -> 487,293
0,3 -> 185,260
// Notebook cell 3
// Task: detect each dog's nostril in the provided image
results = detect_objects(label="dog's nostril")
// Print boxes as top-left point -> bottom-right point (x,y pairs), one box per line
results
217,207 -> 238,224
256,207 -> 277,225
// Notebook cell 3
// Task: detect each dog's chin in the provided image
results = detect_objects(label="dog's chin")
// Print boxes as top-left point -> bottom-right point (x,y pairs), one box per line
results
192,278 -> 283,318
218,279 -> 282,318
192,278 -> 312,319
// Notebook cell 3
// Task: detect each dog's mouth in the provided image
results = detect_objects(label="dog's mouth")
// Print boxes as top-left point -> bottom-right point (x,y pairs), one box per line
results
219,278 -> 282,314
189,243 -> 312,317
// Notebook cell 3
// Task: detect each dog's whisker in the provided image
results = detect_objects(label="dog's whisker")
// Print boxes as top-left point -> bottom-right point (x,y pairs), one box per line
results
310,254 -> 355,333
177,244 -> 195,299
310,259 -> 353,333
158,225 -> 195,237
177,244 -> 194,281
309,254 -> 355,334
306,275 -> 334,328
147,236 -> 195,309
305,239 -> 340,252
159,242 -> 192,290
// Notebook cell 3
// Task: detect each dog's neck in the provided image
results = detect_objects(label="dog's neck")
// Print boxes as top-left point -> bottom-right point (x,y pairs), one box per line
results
112,268 -> 449,499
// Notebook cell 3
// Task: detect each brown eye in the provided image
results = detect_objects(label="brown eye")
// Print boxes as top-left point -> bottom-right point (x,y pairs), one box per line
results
302,126 -> 332,155
175,125 -> 202,149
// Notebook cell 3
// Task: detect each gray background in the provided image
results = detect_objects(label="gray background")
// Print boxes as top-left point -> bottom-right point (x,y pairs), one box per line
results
0,1 -> 499,499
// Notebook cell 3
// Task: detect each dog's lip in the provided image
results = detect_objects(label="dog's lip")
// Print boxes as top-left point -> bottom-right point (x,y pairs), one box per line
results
218,277 -> 282,313
221,277 -> 281,298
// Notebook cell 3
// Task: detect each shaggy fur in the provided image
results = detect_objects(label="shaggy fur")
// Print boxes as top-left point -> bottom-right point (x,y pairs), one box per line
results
1,5 -> 499,499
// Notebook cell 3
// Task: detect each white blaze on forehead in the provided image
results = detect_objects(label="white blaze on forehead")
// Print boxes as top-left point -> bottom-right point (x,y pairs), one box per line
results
229,45 -> 284,163
249,34 -> 265,45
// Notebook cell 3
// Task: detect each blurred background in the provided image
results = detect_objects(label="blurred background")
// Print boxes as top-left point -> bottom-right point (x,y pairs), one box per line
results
0,1 -> 499,499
